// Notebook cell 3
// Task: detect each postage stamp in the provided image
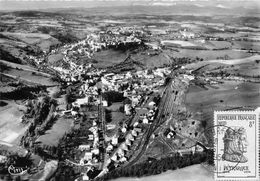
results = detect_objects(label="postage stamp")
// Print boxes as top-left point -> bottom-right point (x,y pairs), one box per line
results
214,109 -> 259,181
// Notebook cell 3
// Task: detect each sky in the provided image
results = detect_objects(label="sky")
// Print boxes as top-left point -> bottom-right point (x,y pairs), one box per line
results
0,0 -> 259,11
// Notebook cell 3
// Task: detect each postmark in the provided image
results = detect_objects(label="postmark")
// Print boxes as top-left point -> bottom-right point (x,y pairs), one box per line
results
214,110 -> 259,181
200,125 -> 242,174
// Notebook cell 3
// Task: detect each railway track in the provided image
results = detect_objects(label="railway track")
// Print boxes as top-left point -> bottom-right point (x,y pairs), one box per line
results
125,73 -> 175,167
99,95 -> 107,169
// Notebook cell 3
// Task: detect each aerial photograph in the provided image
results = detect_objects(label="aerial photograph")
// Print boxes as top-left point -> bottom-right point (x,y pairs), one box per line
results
0,0 -> 259,180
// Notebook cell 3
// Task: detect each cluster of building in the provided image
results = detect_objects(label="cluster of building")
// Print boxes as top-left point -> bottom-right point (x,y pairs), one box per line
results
78,123 -> 100,166
101,68 -> 170,94
179,29 -> 197,39
48,29 -> 143,83
107,126 -> 142,165
163,28 -> 199,40
104,26 -> 144,36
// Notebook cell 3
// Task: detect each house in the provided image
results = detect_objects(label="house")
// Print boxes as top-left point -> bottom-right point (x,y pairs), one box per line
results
0,155 -> 7,163
148,101 -> 156,108
102,100 -> 108,107
167,132 -> 174,139
79,145 -> 91,151
195,143 -> 205,152
180,30 -> 195,39
134,127 -> 142,133
123,91 -> 128,97
106,144 -> 113,152
121,127 -> 127,133
111,154 -> 118,162
124,104 -> 132,115
82,174 -> 89,181
131,96 -> 139,106
125,139 -> 132,146
91,148 -> 100,155
117,148 -> 125,157
112,136 -> 118,146
74,96 -> 90,106
88,135 -> 94,141
131,130 -> 137,137
106,124 -> 116,130
183,74 -> 194,81
121,143 -> 129,151
62,110 -> 72,115
119,157 -> 127,163
79,159 -> 85,166
71,111 -> 78,116
126,134 -> 135,141
143,117 -> 149,124
133,122 -> 139,127
84,152 -> 93,161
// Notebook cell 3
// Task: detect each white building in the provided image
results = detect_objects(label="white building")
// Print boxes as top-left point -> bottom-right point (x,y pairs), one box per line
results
0,155 -> 7,163
102,100 -> 108,107
126,134 -> 135,141
112,136 -> 118,146
117,148 -> 125,157
124,104 -> 132,115
91,148 -> 100,155
125,139 -> 132,146
83,174 -> 89,181
106,144 -> 114,152
74,96 -> 90,107
79,145 -> 91,151
148,101 -> 156,108
143,117 -> 149,124
121,143 -> 129,151
111,154 -> 118,162
121,127 -> 127,133
84,152 -> 93,161
119,157 -> 127,163
131,130 -> 138,137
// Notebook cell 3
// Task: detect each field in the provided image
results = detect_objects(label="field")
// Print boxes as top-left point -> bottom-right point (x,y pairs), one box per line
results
186,81 -> 260,111
3,68 -> 56,86
208,54 -> 260,65
36,117 -> 74,146
232,41 -> 260,51
161,40 -> 197,47
185,81 -> 260,131
162,40 -> 232,50
174,49 -> 251,60
106,102 -> 127,138
111,164 -> 213,181
1,32 -> 60,52
0,59 -> 56,87
184,54 -> 260,72
132,51 -> 172,68
0,100 -> 28,145
93,49 -> 128,68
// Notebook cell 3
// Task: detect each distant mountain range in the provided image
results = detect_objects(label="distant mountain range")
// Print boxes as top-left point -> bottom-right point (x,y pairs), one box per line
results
0,0 -> 259,17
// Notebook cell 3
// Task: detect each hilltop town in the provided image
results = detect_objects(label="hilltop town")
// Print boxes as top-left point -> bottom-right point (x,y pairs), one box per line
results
0,2 -> 260,181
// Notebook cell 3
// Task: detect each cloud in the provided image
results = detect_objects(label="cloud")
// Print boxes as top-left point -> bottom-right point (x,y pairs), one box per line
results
216,4 -> 231,9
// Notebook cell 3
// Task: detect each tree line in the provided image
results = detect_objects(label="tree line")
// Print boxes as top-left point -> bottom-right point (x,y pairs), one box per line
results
95,150 -> 212,181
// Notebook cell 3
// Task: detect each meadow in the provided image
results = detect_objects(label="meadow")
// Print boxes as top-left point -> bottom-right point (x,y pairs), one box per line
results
36,117 -> 74,147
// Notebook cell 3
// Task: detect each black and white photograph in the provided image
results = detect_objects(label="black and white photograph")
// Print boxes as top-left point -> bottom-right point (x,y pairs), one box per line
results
0,0 -> 259,180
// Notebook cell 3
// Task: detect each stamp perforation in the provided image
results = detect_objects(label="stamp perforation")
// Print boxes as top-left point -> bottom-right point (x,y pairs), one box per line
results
214,108 -> 259,181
